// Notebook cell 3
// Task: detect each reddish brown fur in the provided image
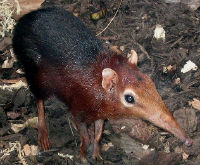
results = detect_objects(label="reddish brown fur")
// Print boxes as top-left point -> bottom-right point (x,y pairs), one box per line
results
35,51 -> 145,123
33,50 -> 191,161
35,51 -> 179,123
13,7 -> 192,162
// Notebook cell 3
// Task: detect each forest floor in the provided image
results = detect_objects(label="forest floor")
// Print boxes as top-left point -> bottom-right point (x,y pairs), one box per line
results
0,0 -> 200,165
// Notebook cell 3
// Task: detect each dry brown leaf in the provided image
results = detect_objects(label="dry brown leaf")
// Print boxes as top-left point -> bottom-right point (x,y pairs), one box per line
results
119,45 -> 125,52
1,49 -> 17,69
23,144 -> 31,156
189,98 -> 200,111
2,57 -> 15,68
103,129 -> 111,135
102,142 -> 114,151
0,37 -> 12,50
163,64 -> 177,73
0,80 -> 27,91
8,0 -> 45,20
30,145 -> 39,156
91,9 -> 106,21
110,118 -> 154,144
11,117 -> 38,133
11,123 -> 26,133
120,134 -> 154,159
73,12 -> 79,17
182,152 -> 189,160
26,117 -> 38,128
197,154 -> 200,159
111,46 -> 121,55
164,142 -> 170,153
174,78 -> 181,85
16,69 -> 25,74
58,153 -> 74,160
23,144 -> 39,156
142,14 -> 148,20
0,141 -> 27,165
7,112 -> 21,119
0,1 -> 16,37
167,65 -> 173,71
173,108 -> 197,133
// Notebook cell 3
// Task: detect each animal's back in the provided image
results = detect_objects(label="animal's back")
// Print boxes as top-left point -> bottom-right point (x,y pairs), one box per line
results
12,7 -> 103,99
12,7 -> 103,68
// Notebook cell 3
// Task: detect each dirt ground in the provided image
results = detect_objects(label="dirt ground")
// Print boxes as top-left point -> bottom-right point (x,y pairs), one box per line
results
0,0 -> 200,165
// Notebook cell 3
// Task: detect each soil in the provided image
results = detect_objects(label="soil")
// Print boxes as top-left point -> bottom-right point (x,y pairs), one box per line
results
0,0 -> 200,165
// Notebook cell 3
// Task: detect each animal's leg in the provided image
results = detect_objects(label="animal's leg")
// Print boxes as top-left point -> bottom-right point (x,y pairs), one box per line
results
74,119 -> 90,163
37,99 -> 50,150
92,119 -> 104,160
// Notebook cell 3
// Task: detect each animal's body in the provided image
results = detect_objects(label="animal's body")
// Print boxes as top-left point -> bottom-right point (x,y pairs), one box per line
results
12,7 -> 192,162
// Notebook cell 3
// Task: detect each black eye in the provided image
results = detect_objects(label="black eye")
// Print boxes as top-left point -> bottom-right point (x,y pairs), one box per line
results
124,95 -> 135,104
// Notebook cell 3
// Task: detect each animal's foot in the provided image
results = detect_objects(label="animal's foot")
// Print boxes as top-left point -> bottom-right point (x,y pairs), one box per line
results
81,156 -> 88,164
38,129 -> 50,150
92,151 -> 103,161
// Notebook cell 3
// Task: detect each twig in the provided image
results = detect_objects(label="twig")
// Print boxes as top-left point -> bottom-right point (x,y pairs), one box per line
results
130,33 -> 155,76
1,77 -> 27,84
68,117 -> 77,147
134,40 -> 156,76
99,35 -> 118,40
170,36 -> 183,48
14,0 -> 21,15
68,117 -> 74,137
135,42 -> 150,59
96,0 -> 123,36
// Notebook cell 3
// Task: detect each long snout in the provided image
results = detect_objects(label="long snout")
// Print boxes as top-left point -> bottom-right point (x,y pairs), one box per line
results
147,107 -> 192,146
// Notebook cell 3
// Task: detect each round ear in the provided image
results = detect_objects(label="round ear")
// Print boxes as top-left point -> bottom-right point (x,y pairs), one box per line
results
102,68 -> 118,92
127,50 -> 138,65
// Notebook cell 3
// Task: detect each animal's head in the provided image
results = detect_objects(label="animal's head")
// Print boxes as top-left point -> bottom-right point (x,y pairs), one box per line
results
100,50 -> 192,146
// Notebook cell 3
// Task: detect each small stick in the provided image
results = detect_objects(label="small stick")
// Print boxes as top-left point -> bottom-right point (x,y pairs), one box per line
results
68,117 -> 74,137
1,77 -> 27,84
135,41 -> 155,76
68,117 -> 78,147
170,36 -> 183,48
96,0 -> 123,36
135,41 -> 150,59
